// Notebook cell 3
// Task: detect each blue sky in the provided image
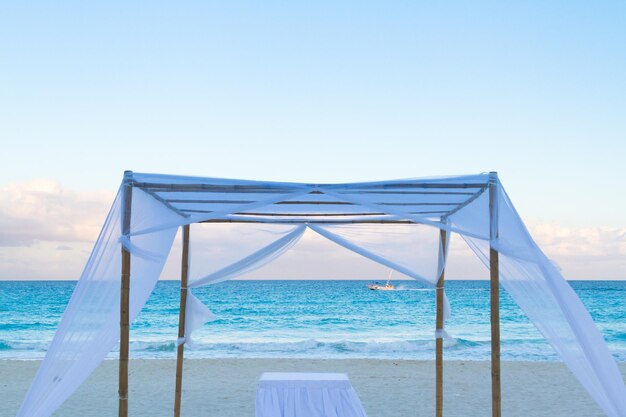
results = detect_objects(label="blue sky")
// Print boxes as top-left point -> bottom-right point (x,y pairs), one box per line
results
1,1 -> 625,279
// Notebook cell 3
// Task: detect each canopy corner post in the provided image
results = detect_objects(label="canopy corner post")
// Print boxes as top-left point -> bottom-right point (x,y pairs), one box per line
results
119,170 -> 133,417
488,172 -> 501,417
174,224 -> 190,417
435,226 -> 448,417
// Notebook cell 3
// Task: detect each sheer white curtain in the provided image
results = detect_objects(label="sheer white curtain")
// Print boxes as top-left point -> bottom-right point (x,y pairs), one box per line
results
450,182 -> 626,417
180,224 -> 307,343
307,223 -> 451,321
188,224 -> 307,288
16,186 -> 179,417
307,223 -> 446,286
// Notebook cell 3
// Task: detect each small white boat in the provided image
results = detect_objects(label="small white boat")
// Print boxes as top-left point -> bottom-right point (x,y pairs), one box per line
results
368,271 -> 395,291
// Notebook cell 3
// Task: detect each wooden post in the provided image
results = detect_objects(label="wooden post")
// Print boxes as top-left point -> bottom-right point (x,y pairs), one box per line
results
119,171 -> 133,417
489,173 -> 501,417
174,224 -> 190,417
435,228 -> 448,417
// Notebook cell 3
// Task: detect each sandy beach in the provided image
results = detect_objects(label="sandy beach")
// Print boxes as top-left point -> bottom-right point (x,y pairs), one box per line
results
3,359 -> 624,416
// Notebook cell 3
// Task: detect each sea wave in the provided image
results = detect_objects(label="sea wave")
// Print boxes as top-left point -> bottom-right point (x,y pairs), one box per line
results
1,336 -> 624,362
122,337 -> 474,359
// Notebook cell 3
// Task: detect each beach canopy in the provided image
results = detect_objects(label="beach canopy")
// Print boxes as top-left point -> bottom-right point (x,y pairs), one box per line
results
17,171 -> 626,417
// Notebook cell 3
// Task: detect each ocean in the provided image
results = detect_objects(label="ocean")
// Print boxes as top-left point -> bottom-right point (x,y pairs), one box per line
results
0,280 -> 624,361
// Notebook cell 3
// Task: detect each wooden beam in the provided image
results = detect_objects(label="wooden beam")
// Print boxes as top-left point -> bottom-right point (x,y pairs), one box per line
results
182,210 -> 448,217
141,188 -> 190,218
167,199 -> 257,204
343,183 -> 488,190
343,191 -> 476,195
182,210 -> 390,217
442,186 -> 489,220
174,225 -> 190,417
132,182 -> 488,193
198,219 -> 422,225
132,182 -> 296,193
119,172 -> 133,417
167,199 -> 354,205
489,173 -> 501,417
436,228 -> 448,417
382,202 -> 459,206
165,199 -> 461,206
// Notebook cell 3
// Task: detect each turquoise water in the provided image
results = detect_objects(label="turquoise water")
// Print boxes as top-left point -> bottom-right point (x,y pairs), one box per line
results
0,280 -> 624,361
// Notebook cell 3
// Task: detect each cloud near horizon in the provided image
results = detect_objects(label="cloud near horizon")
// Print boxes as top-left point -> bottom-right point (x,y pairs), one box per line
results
525,222 -> 626,279
0,179 -> 114,247
528,222 -> 626,260
0,180 -> 624,280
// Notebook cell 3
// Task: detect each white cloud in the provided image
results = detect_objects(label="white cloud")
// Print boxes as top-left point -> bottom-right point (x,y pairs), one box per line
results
0,241 -> 93,280
528,222 -> 626,260
0,180 -> 113,279
0,179 -> 114,247
527,222 -> 626,280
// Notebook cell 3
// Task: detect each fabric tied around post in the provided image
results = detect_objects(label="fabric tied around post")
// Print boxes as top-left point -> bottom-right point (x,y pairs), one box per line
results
434,290 -> 451,323
179,291 -> 216,348
435,329 -> 450,340
118,235 -> 166,262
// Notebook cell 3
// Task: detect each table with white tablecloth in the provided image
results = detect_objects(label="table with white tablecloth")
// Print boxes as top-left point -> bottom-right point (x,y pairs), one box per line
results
255,372 -> 368,417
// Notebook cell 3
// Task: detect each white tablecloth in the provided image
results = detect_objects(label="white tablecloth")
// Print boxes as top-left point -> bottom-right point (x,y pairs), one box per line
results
255,372 -> 368,417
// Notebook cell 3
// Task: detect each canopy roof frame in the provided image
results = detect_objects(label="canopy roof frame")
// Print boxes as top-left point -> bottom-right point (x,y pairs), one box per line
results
118,171 -> 502,417
128,174 -> 491,226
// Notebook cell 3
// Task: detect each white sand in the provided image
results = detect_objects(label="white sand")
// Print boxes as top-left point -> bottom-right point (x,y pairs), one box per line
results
2,359 -> 625,416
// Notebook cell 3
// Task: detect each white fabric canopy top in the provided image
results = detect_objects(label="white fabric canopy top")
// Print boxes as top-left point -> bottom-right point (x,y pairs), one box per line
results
16,171 -> 626,417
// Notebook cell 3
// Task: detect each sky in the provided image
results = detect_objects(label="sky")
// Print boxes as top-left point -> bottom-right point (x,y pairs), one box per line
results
1,1 -> 625,280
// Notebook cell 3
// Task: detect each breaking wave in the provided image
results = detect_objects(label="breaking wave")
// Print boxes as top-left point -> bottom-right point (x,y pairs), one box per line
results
121,337 -> 475,359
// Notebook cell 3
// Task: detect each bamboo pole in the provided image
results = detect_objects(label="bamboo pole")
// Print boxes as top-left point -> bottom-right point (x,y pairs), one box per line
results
119,171 -> 133,417
489,173 -> 501,417
174,224 -> 190,417
436,228 -> 448,417
132,182 -> 488,192
199,219 -> 419,225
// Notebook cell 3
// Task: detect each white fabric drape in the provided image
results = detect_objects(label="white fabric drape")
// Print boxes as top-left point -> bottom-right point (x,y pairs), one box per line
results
307,224 -> 451,321
454,186 -> 626,417
16,186 -> 179,417
307,224 -> 440,286
16,172 -> 625,417
179,225 -> 307,342
127,173 -> 312,237
189,225 -> 307,288
179,292 -> 217,347
318,186 -> 487,241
